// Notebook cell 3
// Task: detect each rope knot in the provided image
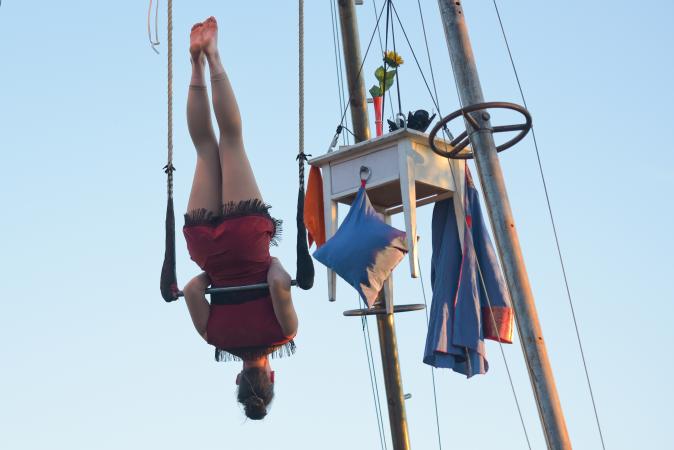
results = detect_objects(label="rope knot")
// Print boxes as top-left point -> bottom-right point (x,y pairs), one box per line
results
163,163 -> 176,174
296,152 -> 312,162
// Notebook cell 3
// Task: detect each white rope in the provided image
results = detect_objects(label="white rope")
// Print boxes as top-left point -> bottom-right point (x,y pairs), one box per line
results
299,0 -> 304,159
166,0 -> 173,198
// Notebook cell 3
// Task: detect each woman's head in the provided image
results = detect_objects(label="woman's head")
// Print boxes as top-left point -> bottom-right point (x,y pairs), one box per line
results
237,367 -> 274,420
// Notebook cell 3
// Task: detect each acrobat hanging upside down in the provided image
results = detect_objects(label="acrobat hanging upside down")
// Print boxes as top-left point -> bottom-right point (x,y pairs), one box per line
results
179,17 -> 298,421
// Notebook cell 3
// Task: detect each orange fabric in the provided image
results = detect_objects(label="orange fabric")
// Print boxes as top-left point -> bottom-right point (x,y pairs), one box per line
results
304,166 -> 326,248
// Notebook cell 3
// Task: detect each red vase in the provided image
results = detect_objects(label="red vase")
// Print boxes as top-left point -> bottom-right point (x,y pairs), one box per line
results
373,95 -> 383,137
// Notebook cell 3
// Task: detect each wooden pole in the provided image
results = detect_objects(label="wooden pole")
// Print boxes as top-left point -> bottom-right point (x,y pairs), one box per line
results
436,1 -> 572,448
337,1 -> 410,448
337,0 -> 371,142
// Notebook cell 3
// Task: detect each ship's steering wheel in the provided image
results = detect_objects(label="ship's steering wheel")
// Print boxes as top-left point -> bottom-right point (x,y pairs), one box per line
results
428,101 -> 532,159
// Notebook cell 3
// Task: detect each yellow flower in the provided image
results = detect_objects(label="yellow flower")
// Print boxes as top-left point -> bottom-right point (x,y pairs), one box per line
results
384,50 -> 404,68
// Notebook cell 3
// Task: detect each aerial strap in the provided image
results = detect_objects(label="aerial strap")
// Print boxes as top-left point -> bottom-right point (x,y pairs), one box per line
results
295,0 -> 314,290
159,0 -> 179,302
147,0 -> 160,54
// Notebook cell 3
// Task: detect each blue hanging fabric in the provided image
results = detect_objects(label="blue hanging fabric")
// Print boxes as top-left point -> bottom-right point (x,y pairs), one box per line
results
313,186 -> 407,306
423,164 -> 513,377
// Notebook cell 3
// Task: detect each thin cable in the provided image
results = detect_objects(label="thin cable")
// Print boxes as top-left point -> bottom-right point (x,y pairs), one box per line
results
372,0 -> 396,120
335,3 -> 351,144
443,165 -> 533,448
365,316 -> 389,450
491,2 -> 605,447
389,5 -> 403,119
412,22 -> 532,435
474,241 -> 533,450
330,0 -> 351,145
416,260 -> 443,450
430,4 -> 540,442
329,0 -> 344,141
414,0 -> 453,140
336,0 -> 388,131
389,3 -> 445,130
358,296 -> 388,450
386,13 -> 530,445
381,0 -> 392,122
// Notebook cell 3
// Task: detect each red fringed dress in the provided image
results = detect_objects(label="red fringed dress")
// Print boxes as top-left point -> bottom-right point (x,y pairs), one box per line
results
183,200 -> 295,361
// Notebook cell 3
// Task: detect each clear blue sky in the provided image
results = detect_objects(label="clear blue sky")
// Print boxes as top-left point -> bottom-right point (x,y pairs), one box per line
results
1,1 -> 672,449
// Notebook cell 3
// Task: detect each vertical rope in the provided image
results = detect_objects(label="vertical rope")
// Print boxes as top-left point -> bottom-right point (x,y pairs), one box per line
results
166,0 -> 174,196
299,0 -> 304,164
295,0 -> 314,290
160,0 -> 178,302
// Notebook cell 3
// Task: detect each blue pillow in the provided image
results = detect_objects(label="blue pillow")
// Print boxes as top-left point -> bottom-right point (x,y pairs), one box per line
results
313,187 -> 408,307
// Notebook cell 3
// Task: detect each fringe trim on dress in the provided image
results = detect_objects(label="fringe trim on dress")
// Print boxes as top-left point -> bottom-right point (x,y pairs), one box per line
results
184,199 -> 283,246
214,340 -> 296,362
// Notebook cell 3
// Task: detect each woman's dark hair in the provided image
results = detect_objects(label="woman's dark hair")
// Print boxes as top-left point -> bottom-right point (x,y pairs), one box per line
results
237,367 -> 274,420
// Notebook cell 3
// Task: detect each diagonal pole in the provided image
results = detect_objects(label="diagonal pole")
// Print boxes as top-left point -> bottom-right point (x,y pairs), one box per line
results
436,1 -> 571,448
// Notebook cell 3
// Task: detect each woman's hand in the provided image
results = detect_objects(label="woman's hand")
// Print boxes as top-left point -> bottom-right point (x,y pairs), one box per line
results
183,272 -> 211,296
183,272 -> 211,341
268,257 -> 292,291
268,258 -> 298,338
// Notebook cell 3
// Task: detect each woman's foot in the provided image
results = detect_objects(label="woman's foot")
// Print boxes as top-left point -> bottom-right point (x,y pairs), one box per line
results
189,22 -> 204,62
202,16 -> 219,59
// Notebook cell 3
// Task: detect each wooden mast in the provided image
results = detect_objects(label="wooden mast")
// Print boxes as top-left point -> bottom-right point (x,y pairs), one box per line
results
336,1 -> 411,449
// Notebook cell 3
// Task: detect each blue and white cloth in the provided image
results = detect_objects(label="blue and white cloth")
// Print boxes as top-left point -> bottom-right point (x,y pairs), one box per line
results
423,164 -> 514,377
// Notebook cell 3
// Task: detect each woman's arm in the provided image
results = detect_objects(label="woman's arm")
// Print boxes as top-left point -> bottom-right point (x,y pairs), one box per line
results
182,272 -> 211,341
268,258 -> 298,338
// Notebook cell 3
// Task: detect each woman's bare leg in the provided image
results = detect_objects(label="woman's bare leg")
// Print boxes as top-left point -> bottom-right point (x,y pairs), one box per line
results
186,22 -> 221,214
202,17 -> 262,204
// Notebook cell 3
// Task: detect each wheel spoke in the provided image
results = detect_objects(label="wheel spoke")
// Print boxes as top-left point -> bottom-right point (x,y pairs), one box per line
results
463,111 -> 480,130
493,123 -> 526,133
449,130 -> 468,147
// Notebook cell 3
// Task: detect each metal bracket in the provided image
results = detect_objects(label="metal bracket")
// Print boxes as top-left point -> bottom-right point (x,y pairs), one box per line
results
343,303 -> 426,316
360,165 -> 372,184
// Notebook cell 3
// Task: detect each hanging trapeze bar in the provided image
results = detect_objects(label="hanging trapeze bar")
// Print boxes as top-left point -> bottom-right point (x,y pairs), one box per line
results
428,101 -> 532,159
175,280 -> 298,298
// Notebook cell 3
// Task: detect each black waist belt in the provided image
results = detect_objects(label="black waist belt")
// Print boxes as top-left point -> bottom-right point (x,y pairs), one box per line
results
210,287 -> 270,305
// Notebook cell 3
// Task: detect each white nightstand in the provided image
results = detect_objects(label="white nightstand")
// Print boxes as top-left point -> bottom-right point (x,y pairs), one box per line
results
309,128 -> 465,308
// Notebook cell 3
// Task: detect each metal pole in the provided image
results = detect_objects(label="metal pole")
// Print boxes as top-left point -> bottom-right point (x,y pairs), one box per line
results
337,0 -> 371,142
436,1 -> 571,448
337,2 -> 410,448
